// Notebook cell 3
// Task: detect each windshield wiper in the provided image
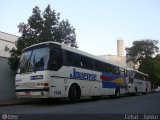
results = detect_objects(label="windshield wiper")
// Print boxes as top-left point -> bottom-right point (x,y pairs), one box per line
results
33,55 -> 37,73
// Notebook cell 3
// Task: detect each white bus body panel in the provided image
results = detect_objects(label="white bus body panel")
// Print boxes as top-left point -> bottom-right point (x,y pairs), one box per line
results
127,79 -> 151,93
16,66 -> 127,98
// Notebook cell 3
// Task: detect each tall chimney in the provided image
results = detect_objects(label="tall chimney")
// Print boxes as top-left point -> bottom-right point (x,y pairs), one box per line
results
117,39 -> 124,56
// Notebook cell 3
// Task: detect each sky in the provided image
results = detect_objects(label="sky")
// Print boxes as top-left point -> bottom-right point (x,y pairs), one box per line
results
0,0 -> 160,55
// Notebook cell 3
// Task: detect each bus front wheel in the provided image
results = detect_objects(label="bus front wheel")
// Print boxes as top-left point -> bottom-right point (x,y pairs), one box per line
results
68,84 -> 81,101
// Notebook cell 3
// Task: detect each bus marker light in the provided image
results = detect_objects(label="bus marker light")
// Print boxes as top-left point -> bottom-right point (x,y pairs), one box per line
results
37,83 -> 48,87
44,83 -> 49,87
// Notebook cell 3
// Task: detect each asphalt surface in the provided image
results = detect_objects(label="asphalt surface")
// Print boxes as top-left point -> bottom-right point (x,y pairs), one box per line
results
0,93 -> 160,114
0,93 -> 160,120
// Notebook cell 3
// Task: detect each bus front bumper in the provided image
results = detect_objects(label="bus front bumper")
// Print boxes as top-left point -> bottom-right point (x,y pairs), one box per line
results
15,88 -> 49,98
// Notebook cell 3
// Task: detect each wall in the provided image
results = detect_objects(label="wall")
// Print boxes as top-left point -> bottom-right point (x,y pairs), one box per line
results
0,31 -> 18,101
0,57 -> 16,100
99,54 -> 127,66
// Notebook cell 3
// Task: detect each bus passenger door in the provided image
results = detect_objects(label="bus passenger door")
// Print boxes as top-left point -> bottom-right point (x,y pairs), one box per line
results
128,71 -> 135,93
50,77 -> 65,98
49,45 -> 64,98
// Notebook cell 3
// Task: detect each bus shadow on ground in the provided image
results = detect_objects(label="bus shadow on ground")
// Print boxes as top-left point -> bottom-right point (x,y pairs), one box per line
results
28,93 -> 151,106
3,92 -> 151,107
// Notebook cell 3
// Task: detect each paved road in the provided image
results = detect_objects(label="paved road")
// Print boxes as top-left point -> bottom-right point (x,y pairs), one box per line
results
0,93 -> 160,114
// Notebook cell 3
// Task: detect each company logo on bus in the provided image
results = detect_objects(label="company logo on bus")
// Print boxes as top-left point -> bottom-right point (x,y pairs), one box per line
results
70,68 -> 97,81
30,75 -> 43,80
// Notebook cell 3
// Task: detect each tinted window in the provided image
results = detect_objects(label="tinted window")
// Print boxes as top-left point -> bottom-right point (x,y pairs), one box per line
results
112,66 -> 120,75
94,60 -> 104,71
17,51 -> 32,73
17,47 -> 50,73
119,68 -> 125,76
81,56 -> 94,69
63,51 -> 80,67
29,47 -> 50,71
104,63 -> 114,73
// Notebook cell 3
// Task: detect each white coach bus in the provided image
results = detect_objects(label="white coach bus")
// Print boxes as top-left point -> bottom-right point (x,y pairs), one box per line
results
15,41 -> 128,99
15,41 -> 150,100
126,69 -> 151,95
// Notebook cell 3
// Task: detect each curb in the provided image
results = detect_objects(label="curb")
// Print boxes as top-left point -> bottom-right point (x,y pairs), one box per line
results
0,99 -> 39,106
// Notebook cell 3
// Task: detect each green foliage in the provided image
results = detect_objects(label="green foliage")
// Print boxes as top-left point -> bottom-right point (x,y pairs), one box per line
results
126,39 -> 160,86
126,39 -> 159,65
8,48 -> 21,71
139,57 -> 160,87
8,5 -> 78,71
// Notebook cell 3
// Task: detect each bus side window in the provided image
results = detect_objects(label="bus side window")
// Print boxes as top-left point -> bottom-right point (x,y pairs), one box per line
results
80,56 -> 94,69
94,60 -> 104,72
104,63 -> 113,74
113,66 -> 120,75
119,68 -> 125,76
63,50 -> 80,67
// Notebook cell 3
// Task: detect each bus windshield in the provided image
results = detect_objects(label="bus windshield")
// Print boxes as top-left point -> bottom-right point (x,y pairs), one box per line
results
17,47 -> 50,73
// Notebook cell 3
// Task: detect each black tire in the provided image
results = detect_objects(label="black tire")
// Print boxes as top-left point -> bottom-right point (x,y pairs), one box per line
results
114,87 -> 120,99
135,87 -> 138,96
143,88 -> 148,95
68,84 -> 80,101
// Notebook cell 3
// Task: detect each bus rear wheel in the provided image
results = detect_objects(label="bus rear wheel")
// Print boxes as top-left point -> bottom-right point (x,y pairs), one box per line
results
143,88 -> 148,95
114,87 -> 120,98
135,87 -> 138,96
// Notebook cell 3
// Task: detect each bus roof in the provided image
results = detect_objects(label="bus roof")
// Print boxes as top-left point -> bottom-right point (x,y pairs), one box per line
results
22,41 -> 127,69
22,41 -> 149,76
127,68 -> 148,76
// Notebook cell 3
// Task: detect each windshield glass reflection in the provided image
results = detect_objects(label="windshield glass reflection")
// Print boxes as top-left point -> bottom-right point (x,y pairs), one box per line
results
17,47 -> 49,73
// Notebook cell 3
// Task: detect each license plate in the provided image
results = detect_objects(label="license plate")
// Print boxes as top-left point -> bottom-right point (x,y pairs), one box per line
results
25,91 -> 30,96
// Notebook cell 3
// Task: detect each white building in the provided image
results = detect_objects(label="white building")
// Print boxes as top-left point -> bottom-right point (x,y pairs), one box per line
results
98,39 -> 135,69
98,39 -> 127,66
99,54 -> 127,66
0,31 -> 18,57
0,31 -> 18,101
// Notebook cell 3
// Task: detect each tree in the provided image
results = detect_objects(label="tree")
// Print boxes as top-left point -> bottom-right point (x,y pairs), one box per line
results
8,5 -> 78,71
126,39 -> 160,87
139,57 -> 160,87
126,39 -> 159,66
